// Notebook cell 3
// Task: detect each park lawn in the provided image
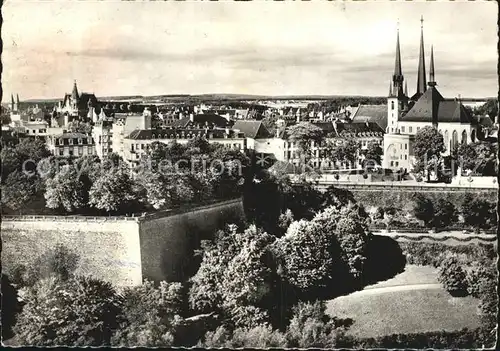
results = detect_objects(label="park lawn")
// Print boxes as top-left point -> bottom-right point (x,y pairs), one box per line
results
326,265 -> 481,338
363,264 -> 438,289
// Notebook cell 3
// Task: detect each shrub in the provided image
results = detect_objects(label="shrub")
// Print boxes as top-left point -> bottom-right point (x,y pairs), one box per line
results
437,255 -> 468,297
412,194 -> 434,228
399,242 -> 497,267
285,300 -> 348,348
465,261 -> 497,298
112,280 -> 185,347
1,274 -> 20,340
349,328 -> 484,349
432,199 -> 458,229
14,276 -> 123,346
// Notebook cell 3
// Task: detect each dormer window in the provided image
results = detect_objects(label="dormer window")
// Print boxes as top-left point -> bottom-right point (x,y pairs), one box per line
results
69,138 -> 73,145
78,138 -> 83,145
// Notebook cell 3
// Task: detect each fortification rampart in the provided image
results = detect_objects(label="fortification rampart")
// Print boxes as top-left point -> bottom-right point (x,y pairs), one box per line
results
1,198 -> 245,286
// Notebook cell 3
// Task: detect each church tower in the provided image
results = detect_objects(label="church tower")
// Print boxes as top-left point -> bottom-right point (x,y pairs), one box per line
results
387,25 -> 406,133
11,94 -> 16,112
71,80 -> 79,111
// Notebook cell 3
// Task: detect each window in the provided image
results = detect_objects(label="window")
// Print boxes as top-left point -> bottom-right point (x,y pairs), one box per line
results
404,155 -> 407,160
69,138 -> 73,145
390,161 -> 394,167
405,143 -> 407,150
400,144 -> 402,149
417,127 -> 420,131
68,150 -> 74,157
401,126 -> 405,133
59,149 -> 64,156
141,144 -> 145,150
391,101 -> 395,110
395,161 -> 399,167
78,138 -> 83,145
131,145 -> 134,151
409,126 -> 413,133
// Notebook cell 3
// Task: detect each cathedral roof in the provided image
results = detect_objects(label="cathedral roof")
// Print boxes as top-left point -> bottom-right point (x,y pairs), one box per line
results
350,104 -> 387,130
400,86 -> 474,124
233,120 -> 272,139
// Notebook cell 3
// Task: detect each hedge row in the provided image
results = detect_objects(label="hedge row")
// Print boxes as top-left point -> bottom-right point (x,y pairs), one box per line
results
398,241 -> 497,267
391,235 -> 497,242
352,189 -> 497,211
343,327 -> 492,349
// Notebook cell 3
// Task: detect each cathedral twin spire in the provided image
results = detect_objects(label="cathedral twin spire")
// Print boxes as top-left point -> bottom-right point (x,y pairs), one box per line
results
391,16 -> 436,100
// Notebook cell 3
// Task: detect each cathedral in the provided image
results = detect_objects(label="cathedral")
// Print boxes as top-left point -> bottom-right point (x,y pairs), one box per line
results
382,18 -> 479,172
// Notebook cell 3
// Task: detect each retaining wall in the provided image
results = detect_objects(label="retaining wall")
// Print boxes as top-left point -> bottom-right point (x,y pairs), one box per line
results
1,198 -> 245,286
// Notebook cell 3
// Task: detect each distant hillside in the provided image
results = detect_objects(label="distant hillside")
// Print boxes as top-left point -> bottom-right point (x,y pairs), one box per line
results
21,94 -> 496,104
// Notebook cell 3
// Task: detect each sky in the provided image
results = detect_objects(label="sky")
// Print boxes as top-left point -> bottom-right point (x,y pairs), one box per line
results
2,0 -> 498,101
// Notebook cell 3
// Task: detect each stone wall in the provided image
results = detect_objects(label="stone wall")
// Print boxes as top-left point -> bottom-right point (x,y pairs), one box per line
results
1,199 -> 245,286
1,218 -> 142,286
138,199 -> 245,282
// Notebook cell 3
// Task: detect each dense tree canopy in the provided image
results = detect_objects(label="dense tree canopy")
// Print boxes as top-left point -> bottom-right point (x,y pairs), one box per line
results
412,127 -> 446,181
456,141 -> 497,176
325,138 -> 360,168
286,122 -> 324,165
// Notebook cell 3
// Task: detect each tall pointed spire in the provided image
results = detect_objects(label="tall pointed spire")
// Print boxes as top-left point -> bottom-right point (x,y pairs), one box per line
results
394,23 -> 402,77
392,21 -> 404,97
428,45 -> 436,87
416,16 -> 427,96
71,80 -> 79,100
11,94 -> 15,107
16,94 -> 20,104
389,80 -> 393,97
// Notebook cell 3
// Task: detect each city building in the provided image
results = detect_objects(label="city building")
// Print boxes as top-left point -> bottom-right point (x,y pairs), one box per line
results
382,18 -> 479,171
46,132 -> 96,157
121,128 -> 246,166
92,119 -> 114,159
112,111 -> 153,158
56,80 -> 99,120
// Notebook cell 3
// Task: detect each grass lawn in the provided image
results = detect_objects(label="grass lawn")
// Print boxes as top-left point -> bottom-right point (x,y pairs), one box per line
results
326,265 -> 481,338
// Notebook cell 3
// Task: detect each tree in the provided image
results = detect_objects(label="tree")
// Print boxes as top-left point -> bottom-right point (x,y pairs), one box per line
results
14,276 -> 123,346
1,274 -> 20,340
286,122 -> 324,167
474,98 -> 498,119
88,166 -> 138,213
67,120 -> 92,134
456,142 -> 497,176
432,199 -> 457,229
412,127 -> 446,181
44,165 -> 89,213
286,301 -> 348,348
361,141 -> 383,168
321,186 -> 356,210
1,170 -> 42,212
412,194 -> 435,228
461,196 -> 496,231
112,280 -> 184,347
273,213 -> 338,297
0,147 -> 21,182
437,255 -> 468,297
325,138 -> 360,169
189,225 -> 280,329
